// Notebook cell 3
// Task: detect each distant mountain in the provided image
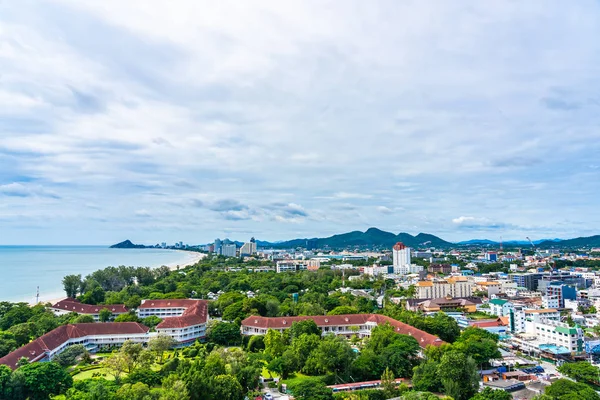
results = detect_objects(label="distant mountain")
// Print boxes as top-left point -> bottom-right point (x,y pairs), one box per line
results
457,239 -> 497,245
110,240 -> 147,249
537,235 -> 600,249
259,228 -> 453,250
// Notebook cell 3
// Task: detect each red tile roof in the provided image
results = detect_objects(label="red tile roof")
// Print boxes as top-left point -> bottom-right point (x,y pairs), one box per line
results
241,314 -> 444,348
0,322 -> 148,369
147,300 -> 209,329
52,298 -> 128,314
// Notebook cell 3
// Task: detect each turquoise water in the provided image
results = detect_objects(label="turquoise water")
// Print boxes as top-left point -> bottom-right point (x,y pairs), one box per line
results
0,246 -> 198,303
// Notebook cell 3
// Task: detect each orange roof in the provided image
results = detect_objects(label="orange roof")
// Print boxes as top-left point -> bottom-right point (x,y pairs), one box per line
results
525,309 -> 558,313
478,282 -> 500,286
416,281 -> 433,287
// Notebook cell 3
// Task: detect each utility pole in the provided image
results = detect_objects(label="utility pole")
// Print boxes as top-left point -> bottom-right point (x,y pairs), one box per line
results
36,286 -> 39,304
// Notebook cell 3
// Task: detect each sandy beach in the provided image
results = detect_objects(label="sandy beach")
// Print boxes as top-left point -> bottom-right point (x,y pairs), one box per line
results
166,250 -> 206,271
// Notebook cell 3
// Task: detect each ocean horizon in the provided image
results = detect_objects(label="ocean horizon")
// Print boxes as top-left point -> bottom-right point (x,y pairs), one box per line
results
0,246 -> 200,303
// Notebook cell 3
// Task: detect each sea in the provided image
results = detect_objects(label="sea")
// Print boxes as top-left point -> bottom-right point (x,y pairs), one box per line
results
0,246 -> 200,303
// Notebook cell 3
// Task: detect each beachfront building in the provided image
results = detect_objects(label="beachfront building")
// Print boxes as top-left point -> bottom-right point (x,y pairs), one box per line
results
51,298 -> 128,321
0,322 -> 150,369
137,299 -> 209,345
240,314 -> 444,349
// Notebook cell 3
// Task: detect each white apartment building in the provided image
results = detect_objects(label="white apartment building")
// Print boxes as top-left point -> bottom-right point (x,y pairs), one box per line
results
392,242 -> 411,275
510,307 -> 561,334
137,299 -> 209,345
415,277 -> 473,299
240,241 -> 257,256
221,244 -> 237,257
542,295 -> 560,309
489,299 -> 513,317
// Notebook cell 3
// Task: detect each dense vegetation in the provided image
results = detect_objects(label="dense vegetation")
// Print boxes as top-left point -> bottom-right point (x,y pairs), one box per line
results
0,255 -> 507,400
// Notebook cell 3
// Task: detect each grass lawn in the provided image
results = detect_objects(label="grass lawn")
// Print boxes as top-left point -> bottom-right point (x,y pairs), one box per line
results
468,312 -> 496,320
281,372 -> 325,387
72,367 -> 118,381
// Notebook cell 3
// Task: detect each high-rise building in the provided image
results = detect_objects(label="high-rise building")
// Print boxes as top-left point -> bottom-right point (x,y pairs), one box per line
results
393,242 -> 412,275
240,238 -> 257,256
221,244 -> 237,257
214,238 -> 222,255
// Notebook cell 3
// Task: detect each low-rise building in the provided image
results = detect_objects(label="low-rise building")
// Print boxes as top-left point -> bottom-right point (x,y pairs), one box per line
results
0,322 -> 150,369
406,297 -> 479,313
241,314 -> 444,348
51,298 -> 128,321
489,298 -> 513,317
137,299 -> 209,345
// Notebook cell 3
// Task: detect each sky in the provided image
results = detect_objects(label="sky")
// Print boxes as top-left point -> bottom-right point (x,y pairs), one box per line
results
1,1 -> 600,245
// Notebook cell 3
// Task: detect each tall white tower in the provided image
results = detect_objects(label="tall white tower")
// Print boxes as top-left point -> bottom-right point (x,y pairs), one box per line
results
393,242 -> 411,275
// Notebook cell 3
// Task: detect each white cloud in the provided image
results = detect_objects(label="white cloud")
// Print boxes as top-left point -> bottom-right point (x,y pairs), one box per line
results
1,1 -> 600,243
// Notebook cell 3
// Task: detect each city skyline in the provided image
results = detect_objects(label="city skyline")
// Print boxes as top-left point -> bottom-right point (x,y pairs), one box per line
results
2,1 -> 600,244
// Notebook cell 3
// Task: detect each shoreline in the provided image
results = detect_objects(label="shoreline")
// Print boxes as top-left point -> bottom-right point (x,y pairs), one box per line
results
19,249 -> 207,306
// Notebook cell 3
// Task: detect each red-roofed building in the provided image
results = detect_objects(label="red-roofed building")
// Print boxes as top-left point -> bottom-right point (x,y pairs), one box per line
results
138,299 -> 209,344
241,314 -> 444,348
0,322 -> 149,370
51,298 -> 128,321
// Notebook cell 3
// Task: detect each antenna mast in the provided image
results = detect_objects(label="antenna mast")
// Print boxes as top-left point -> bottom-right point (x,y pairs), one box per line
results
36,286 -> 39,304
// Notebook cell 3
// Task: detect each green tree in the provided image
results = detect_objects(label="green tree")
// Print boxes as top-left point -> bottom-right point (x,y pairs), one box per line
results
412,360 -> 442,392
381,367 -> 397,398
0,332 -> 17,358
544,378 -> 600,399
99,308 -> 113,322
115,382 -> 153,400
558,362 -> 600,385
246,335 -> 265,352
63,274 -> 82,298
289,378 -> 333,400
437,351 -> 479,400
211,374 -> 244,400
159,376 -> 189,400
264,329 -> 286,358
19,361 -> 73,400
400,391 -> 440,400
471,387 -> 512,400
289,319 -> 321,338
120,341 -> 154,373
208,322 -> 242,346
149,333 -> 177,363
0,364 -> 12,397
327,306 -> 359,315
114,312 -> 141,323
142,315 -> 162,329
53,344 -> 86,367
304,334 -> 355,377
453,327 -> 501,367
7,323 -> 36,347
73,314 -> 96,324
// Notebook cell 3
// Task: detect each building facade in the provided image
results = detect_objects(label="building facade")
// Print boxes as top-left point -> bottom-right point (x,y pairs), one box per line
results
415,277 -> 473,299
392,242 -> 411,275
241,314 -> 444,348
221,244 -> 237,257
51,298 -> 128,321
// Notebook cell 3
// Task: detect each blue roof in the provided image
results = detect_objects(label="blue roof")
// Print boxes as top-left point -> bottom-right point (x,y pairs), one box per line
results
539,344 -> 571,355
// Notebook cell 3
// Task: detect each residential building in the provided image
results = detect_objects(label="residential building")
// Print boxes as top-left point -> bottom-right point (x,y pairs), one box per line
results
510,273 -> 543,291
306,259 -> 321,271
214,238 -> 222,255
509,307 -> 561,334
276,261 -> 308,273
414,277 -> 473,299
489,299 -> 513,317
477,281 -> 502,297
512,318 -> 584,355
546,283 -> 577,308
485,252 -> 498,262
240,238 -> 257,256
427,264 -> 452,274
51,298 -> 128,321
392,242 -> 411,275
542,295 -> 560,309
240,314 -> 444,348
221,243 -> 237,257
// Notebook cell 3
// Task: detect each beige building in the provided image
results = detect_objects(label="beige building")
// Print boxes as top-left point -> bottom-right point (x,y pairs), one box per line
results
415,277 -> 473,299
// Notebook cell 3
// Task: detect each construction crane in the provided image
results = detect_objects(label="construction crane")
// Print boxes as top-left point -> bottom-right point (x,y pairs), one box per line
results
526,237 -> 540,257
